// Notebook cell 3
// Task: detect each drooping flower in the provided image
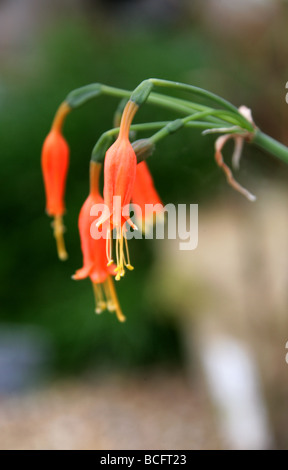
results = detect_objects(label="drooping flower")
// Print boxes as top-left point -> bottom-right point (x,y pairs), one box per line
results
97,100 -> 139,280
73,161 -> 125,322
132,161 -> 164,230
41,102 -> 71,260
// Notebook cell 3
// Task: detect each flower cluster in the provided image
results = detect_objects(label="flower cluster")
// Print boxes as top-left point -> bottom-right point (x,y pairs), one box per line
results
41,78 -> 276,322
41,98 -> 163,321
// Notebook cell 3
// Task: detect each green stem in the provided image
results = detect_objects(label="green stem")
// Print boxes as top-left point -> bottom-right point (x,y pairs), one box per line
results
130,79 -> 252,129
67,81 -> 288,167
106,119 -> 228,138
253,130 -> 288,165
148,115 -> 288,168
67,84 -> 230,125
149,78 -> 240,114
91,119 -> 229,163
150,109 -> 241,145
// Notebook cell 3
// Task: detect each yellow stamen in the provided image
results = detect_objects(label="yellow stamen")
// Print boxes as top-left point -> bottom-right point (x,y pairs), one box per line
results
124,233 -> 134,271
106,227 -> 114,267
52,215 -> 68,261
115,226 -> 124,279
113,225 -> 135,278
92,282 -> 106,314
103,281 -> 115,312
51,102 -> 71,133
119,229 -> 124,272
105,276 -> 126,322
115,227 -> 120,273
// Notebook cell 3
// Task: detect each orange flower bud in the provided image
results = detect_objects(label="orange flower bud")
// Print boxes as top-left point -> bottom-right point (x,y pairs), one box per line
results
41,129 -> 69,217
41,102 -> 71,261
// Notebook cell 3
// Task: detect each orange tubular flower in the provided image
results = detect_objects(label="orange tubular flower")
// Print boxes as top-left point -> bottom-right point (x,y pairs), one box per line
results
41,102 -> 71,260
73,161 -> 125,322
132,161 -> 164,229
97,100 -> 139,281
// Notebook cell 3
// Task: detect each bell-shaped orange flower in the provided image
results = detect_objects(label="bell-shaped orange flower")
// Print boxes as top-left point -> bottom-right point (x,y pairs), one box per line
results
41,102 -> 70,260
132,161 -> 164,230
103,100 -> 138,224
97,100 -> 139,281
73,161 -> 125,322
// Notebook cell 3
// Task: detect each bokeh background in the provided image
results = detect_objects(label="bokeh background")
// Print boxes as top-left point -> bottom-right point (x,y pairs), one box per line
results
1,0 -> 288,450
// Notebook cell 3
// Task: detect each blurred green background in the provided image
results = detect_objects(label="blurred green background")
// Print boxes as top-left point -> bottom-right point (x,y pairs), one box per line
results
1,0 -> 288,450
